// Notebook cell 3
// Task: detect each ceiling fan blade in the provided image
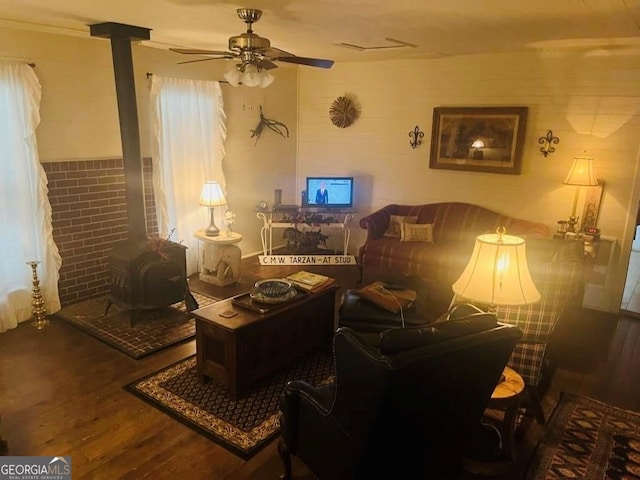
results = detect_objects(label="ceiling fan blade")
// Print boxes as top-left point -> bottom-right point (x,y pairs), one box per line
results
177,57 -> 229,65
170,48 -> 236,57
257,59 -> 278,70
259,46 -> 295,58
275,56 -> 334,69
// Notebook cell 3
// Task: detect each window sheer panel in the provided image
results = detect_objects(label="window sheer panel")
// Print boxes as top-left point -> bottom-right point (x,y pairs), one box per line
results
150,76 -> 227,275
0,62 -> 61,332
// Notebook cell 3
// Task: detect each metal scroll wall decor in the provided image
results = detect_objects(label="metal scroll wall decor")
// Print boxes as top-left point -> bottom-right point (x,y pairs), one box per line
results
409,126 -> 424,149
538,130 -> 559,157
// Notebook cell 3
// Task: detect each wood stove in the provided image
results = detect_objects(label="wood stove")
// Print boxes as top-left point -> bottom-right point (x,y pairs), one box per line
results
105,239 -> 197,326
92,22 -> 197,325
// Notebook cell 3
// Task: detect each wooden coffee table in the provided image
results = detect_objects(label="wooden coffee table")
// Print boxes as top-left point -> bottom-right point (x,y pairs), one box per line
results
191,285 -> 338,399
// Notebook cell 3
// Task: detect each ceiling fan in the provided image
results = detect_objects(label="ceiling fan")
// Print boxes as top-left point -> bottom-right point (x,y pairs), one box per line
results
170,8 -> 334,87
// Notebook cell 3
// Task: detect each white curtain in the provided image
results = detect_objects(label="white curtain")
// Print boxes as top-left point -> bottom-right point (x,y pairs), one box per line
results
150,75 -> 227,275
0,62 -> 62,333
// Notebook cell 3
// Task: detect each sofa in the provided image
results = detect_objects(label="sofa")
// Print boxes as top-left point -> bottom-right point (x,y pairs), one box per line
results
278,319 -> 522,479
358,202 -> 550,313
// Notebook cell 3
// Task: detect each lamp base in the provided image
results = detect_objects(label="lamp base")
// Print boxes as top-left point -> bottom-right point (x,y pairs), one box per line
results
205,207 -> 220,236
31,317 -> 50,329
204,225 -> 220,237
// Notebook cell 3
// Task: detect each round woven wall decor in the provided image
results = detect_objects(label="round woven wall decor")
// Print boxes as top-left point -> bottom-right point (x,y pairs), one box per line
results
329,95 -> 361,128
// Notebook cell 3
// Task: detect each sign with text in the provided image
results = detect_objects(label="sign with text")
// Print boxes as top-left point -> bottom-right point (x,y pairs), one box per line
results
1,456 -> 72,480
259,255 -> 357,266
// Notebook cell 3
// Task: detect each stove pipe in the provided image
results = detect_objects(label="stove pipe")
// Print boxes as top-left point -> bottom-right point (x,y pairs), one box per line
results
90,22 -> 151,242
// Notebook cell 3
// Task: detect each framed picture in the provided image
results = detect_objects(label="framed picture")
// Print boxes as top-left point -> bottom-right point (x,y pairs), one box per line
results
429,106 -> 528,174
579,182 -> 604,229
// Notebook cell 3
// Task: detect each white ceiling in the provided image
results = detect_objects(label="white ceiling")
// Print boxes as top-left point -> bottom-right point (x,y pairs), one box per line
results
1,0 -> 640,66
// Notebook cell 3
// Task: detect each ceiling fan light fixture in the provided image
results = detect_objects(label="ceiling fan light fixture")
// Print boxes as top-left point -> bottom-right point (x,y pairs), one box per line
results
225,62 -> 274,88
224,65 -> 242,87
259,70 -> 274,88
242,64 -> 261,87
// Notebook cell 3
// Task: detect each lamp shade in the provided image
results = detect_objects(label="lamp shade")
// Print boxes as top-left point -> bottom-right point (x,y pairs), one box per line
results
224,67 -> 242,87
563,155 -> 598,186
199,181 -> 227,207
452,229 -> 540,306
259,70 -> 275,88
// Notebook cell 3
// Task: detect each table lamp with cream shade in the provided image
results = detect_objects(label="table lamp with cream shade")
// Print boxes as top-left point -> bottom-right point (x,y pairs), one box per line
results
452,227 -> 540,313
563,154 -> 598,232
200,181 -> 227,237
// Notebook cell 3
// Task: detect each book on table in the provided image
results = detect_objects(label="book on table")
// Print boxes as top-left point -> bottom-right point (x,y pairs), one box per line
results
355,281 -> 417,314
286,271 -> 335,293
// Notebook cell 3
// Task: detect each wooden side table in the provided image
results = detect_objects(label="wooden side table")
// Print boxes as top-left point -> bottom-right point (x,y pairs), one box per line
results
194,230 -> 242,286
463,366 -> 525,476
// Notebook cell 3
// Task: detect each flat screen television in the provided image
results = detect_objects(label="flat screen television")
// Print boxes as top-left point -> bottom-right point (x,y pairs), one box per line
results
305,176 -> 354,209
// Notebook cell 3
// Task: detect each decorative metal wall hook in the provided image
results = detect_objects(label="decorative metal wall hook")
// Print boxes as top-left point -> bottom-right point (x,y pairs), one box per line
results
409,125 -> 424,149
538,130 -> 559,157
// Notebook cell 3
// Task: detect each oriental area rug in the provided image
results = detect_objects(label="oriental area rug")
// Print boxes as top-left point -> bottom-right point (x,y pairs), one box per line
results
124,348 -> 333,459
55,292 -> 216,359
526,391 -> 640,479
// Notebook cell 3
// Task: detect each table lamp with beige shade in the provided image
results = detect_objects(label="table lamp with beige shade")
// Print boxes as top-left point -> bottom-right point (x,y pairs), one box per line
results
563,154 -> 598,233
200,181 -> 227,237
452,227 -> 541,313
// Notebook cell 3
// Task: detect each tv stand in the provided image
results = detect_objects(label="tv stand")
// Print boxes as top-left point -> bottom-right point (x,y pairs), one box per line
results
256,207 -> 356,255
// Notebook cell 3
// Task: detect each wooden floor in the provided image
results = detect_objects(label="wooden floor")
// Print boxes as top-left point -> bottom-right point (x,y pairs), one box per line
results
1,255 -> 639,479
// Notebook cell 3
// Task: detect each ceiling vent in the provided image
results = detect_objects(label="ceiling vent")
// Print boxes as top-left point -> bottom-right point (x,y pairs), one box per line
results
336,37 -> 417,51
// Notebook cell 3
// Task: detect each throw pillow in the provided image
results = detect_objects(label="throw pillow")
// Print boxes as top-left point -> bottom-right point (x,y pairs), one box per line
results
400,222 -> 434,243
383,215 -> 418,238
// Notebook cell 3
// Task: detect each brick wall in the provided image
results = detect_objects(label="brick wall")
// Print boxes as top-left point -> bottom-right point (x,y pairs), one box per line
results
43,158 -> 157,306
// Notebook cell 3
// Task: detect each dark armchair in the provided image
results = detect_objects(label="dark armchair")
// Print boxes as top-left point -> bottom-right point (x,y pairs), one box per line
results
278,317 -> 522,479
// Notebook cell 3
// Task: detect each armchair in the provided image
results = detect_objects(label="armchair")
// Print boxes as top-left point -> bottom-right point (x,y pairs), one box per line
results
278,318 -> 522,479
495,238 -> 585,424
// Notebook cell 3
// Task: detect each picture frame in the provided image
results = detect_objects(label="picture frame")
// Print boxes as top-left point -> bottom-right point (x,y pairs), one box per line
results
579,182 -> 604,230
429,106 -> 528,174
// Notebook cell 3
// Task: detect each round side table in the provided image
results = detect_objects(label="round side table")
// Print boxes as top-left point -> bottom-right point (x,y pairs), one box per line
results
194,230 -> 242,286
463,366 -> 525,476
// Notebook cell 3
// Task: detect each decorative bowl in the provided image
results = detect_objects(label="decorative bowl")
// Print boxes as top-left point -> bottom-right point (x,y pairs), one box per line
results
254,279 -> 293,298
250,287 -> 297,305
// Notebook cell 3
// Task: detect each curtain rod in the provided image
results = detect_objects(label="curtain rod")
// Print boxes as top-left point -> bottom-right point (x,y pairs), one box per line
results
0,58 -> 35,67
146,72 -> 228,84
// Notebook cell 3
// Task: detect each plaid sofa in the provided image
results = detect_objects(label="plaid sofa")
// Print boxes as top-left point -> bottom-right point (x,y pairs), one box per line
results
358,202 -> 550,310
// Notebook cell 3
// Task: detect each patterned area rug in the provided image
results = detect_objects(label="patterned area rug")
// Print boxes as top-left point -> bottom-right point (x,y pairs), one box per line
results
526,391 -> 640,479
124,348 -> 333,459
55,292 -> 216,359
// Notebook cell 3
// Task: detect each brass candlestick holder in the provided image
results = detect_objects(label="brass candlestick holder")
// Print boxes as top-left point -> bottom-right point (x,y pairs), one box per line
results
27,260 -> 49,329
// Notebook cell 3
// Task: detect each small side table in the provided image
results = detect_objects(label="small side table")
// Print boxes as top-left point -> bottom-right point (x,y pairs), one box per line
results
194,230 -> 242,286
463,366 -> 525,476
